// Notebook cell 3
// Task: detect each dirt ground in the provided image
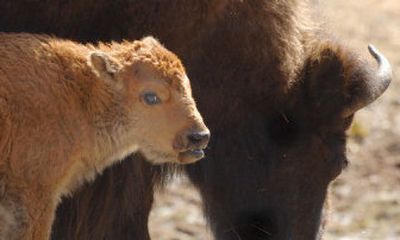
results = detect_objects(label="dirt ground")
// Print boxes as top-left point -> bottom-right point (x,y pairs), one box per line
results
148,1 -> 400,239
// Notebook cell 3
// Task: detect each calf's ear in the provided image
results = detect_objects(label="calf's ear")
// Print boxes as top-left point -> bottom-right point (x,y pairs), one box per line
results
304,42 -> 392,118
88,51 -> 121,80
140,36 -> 161,47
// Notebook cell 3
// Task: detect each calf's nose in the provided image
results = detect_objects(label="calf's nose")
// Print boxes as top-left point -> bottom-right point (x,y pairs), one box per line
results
187,130 -> 210,149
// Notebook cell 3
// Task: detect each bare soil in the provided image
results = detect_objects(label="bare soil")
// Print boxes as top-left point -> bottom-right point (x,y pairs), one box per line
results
149,1 -> 400,239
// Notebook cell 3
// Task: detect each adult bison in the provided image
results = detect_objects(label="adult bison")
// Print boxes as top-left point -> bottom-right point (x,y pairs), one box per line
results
0,1 -> 392,239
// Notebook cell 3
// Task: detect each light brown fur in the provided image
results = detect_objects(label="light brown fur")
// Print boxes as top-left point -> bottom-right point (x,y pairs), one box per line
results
0,33 -> 208,240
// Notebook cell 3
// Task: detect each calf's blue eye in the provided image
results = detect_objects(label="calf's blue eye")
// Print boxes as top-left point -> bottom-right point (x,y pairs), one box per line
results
142,92 -> 160,105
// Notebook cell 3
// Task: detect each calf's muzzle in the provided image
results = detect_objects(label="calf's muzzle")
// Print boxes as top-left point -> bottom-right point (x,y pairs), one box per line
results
175,128 -> 210,164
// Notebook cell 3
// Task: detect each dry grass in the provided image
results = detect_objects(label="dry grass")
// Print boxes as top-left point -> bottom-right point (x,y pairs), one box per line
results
149,1 -> 400,239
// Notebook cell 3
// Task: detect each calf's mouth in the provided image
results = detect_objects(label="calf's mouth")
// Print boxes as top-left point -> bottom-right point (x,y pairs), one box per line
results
178,148 -> 205,163
178,149 -> 205,163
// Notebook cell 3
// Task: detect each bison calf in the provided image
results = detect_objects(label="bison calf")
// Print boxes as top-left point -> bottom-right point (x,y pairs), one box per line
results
0,33 -> 209,240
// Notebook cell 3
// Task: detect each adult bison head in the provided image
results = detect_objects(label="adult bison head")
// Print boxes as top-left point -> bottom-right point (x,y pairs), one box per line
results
186,42 -> 391,240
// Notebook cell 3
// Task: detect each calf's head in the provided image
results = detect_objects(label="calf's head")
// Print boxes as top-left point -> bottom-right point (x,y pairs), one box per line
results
88,37 -> 209,164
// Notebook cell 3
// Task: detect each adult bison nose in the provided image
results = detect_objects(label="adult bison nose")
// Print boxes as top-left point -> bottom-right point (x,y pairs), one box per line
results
187,131 -> 210,149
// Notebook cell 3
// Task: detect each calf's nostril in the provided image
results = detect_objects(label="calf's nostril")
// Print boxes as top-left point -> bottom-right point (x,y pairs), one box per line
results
187,131 -> 210,146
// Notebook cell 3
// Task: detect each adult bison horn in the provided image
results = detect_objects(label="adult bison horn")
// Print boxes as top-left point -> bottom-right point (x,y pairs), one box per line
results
342,45 -> 392,117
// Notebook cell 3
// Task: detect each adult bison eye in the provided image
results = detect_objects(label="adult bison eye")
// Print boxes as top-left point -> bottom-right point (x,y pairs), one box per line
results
142,91 -> 161,105
268,112 -> 299,146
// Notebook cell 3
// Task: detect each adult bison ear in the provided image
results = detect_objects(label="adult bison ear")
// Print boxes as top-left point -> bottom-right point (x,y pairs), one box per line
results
88,51 -> 121,80
304,42 -> 392,118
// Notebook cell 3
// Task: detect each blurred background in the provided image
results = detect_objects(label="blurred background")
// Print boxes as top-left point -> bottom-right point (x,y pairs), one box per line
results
148,1 -> 400,239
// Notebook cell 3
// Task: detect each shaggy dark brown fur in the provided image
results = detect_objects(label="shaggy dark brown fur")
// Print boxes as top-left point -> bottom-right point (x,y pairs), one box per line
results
0,1 -> 391,239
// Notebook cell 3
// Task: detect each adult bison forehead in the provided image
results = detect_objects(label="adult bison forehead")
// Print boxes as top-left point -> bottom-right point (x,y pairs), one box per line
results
186,42 -> 391,240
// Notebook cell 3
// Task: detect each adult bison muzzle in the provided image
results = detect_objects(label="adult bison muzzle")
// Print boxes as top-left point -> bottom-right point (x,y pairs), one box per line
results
0,1 -> 392,239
